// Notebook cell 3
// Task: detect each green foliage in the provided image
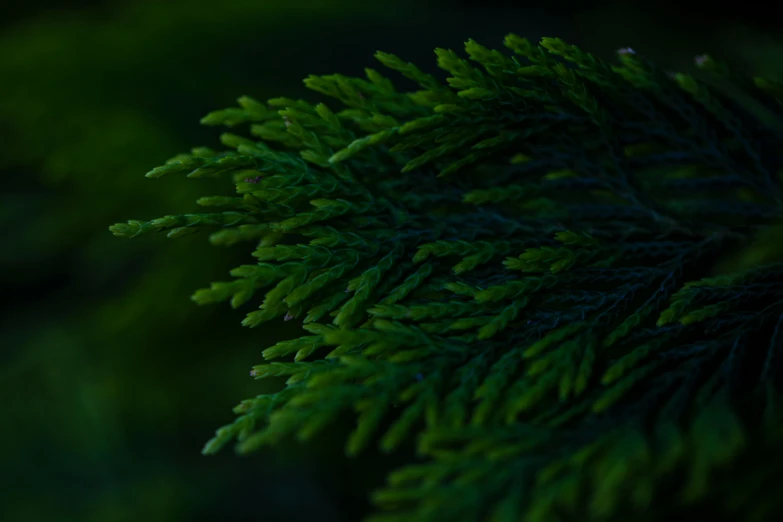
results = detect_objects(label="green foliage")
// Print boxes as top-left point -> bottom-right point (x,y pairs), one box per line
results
1,1 -> 432,520
114,35 -> 783,521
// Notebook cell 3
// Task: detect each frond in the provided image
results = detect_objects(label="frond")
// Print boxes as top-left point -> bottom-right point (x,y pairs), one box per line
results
112,35 -> 783,521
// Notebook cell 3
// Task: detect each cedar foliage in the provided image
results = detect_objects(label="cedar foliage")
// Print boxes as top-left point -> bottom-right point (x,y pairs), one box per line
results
111,35 -> 783,521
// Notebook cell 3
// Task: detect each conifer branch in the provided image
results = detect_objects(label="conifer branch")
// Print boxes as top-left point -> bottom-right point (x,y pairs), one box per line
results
113,35 -> 783,521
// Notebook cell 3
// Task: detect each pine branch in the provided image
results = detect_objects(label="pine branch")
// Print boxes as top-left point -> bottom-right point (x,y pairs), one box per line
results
112,35 -> 783,521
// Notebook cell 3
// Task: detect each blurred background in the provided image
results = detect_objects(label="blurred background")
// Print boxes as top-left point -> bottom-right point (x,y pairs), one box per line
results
1,1 -> 781,521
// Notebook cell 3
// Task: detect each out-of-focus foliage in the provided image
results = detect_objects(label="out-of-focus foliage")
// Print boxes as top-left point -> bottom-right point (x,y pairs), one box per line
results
575,5 -> 783,81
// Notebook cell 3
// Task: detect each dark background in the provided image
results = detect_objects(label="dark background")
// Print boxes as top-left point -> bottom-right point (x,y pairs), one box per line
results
1,1 -> 781,521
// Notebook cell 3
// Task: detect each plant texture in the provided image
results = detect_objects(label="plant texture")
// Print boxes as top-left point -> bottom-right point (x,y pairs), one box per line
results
112,35 -> 783,521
